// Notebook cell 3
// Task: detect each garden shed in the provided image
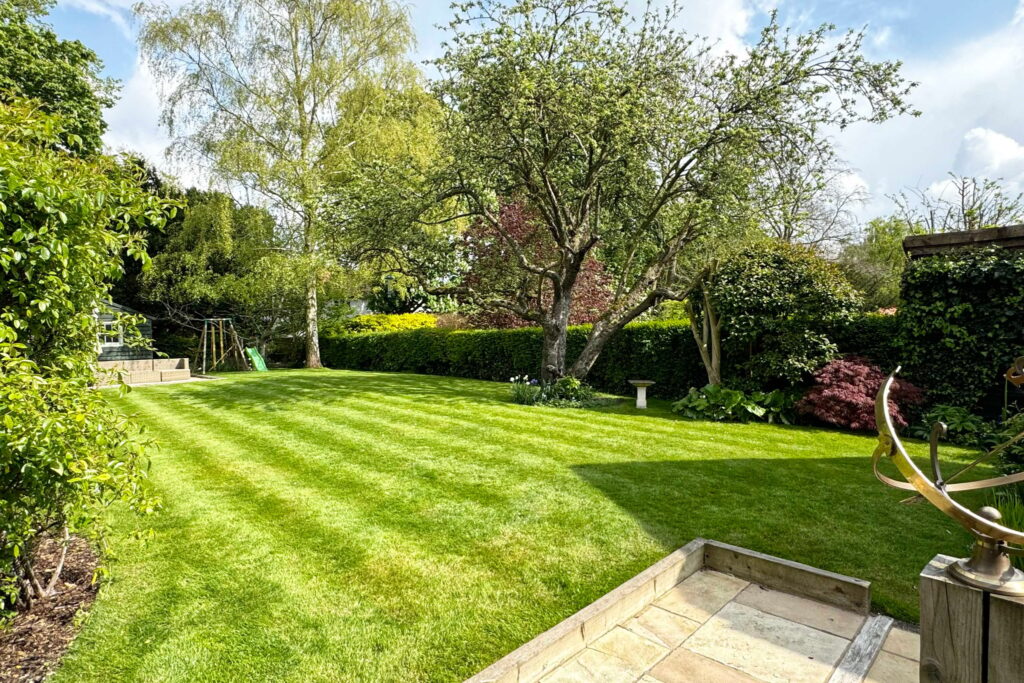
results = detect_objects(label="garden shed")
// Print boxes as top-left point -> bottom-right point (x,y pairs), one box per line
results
96,301 -> 154,362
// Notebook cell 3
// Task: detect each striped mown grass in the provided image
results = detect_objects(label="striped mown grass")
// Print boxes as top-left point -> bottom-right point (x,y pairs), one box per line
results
55,369 -> 985,682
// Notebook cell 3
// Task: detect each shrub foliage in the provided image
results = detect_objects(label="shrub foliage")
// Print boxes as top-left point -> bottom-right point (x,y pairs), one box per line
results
708,242 -> 861,387
324,313 -> 437,335
797,356 -> 923,431
0,100 -> 172,612
899,247 -> 1024,411
672,385 -> 798,424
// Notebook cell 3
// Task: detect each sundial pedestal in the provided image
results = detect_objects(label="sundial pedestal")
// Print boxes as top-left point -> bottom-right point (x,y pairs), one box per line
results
947,536 -> 1024,597
921,554 -> 1024,682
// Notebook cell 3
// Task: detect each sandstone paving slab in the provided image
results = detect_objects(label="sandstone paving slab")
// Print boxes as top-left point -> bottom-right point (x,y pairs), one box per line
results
735,584 -> 865,639
625,605 -> 702,650
881,627 -> 919,662
865,650 -> 917,683
648,648 -> 759,683
683,601 -> 850,683
540,648 -> 641,683
654,570 -> 748,623
591,627 -> 668,672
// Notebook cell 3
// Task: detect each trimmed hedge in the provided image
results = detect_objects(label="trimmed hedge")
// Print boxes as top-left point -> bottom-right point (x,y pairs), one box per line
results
321,321 -> 706,398
324,312 -> 437,334
830,313 -> 902,372
321,314 -> 908,399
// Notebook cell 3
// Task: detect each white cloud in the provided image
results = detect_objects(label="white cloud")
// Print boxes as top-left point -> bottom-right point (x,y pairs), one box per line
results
59,0 -> 134,39
102,59 -> 165,161
675,0 -> 764,54
953,128 -> 1024,191
836,4 -> 1024,219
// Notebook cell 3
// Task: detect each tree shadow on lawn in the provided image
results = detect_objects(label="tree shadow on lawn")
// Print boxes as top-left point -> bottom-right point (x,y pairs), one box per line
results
572,457 -> 982,621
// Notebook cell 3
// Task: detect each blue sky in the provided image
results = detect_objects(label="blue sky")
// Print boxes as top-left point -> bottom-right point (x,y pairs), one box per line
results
49,0 -> 1024,221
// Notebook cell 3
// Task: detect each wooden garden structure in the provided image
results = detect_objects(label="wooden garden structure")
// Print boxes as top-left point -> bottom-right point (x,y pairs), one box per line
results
903,223 -> 1024,259
197,318 -> 249,374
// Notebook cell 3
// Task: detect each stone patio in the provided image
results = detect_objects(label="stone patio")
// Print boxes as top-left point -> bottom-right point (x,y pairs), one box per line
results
539,569 -> 919,683
467,539 -> 920,683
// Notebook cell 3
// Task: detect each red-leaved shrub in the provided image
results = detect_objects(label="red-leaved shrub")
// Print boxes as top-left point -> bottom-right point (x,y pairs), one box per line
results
797,356 -> 924,431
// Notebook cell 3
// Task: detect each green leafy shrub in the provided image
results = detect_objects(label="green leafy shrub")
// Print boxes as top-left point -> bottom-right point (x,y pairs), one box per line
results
911,405 -> 991,446
321,321 -> 706,398
995,411 -> 1024,471
830,312 -> 902,371
672,384 -> 797,423
0,353 -> 158,609
324,312 -> 437,335
898,247 -> 1024,411
509,375 -> 597,407
710,242 -> 861,388
0,99 -> 173,613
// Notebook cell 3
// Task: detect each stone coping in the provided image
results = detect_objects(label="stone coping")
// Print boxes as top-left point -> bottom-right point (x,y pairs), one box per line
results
466,539 -> 871,683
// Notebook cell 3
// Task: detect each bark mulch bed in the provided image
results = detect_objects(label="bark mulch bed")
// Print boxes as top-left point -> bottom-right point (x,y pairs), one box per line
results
0,537 -> 99,682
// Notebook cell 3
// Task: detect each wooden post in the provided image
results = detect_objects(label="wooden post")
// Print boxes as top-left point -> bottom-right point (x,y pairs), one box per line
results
989,592 -> 1024,682
920,554 -> 1024,682
200,321 -> 208,374
920,555 -> 983,683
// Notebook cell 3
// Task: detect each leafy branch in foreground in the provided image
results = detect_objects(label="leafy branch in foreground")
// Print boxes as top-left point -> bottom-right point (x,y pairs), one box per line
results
0,99 -> 172,614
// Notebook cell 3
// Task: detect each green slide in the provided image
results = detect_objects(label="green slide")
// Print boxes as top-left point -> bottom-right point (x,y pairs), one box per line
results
245,347 -> 268,372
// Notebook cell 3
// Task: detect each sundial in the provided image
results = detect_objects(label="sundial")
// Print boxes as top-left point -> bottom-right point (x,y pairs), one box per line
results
873,363 -> 1024,596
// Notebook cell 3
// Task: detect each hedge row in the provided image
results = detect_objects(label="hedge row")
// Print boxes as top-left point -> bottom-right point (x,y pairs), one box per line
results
321,321 -> 707,398
318,248 -> 1024,412
320,315 -> 907,398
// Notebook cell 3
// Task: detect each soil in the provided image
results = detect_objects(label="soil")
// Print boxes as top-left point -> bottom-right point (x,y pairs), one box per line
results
0,537 -> 99,682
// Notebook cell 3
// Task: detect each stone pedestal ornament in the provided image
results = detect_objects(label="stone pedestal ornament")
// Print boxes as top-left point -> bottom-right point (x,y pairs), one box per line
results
628,379 -> 655,409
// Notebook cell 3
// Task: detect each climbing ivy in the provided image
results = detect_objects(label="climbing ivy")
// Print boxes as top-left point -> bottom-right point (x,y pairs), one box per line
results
899,247 -> 1024,411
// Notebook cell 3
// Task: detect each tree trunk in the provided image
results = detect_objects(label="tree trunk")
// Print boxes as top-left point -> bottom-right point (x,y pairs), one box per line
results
569,319 -> 617,379
540,285 -> 573,380
687,291 -> 721,385
305,276 -> 322,369
45,527 -> 70,595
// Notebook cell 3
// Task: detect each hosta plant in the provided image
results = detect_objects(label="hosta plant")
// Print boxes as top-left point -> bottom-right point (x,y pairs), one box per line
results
672,384 -> 798,424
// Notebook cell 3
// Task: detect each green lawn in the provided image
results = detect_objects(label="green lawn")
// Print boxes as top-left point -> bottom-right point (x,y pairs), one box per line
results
56,369 -> 985,682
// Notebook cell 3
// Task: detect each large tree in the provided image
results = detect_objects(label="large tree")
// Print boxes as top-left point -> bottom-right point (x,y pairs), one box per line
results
430,0 -> 915,380
140,190 -> 303,354
138,0 -> 414,367
754,144 -> 865,250
0,0 -> 117,155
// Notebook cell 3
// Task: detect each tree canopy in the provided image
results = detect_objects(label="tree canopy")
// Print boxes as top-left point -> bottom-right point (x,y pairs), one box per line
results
0,0 -> 117,155
138,0 -> 416,367
424,0 -> 916,379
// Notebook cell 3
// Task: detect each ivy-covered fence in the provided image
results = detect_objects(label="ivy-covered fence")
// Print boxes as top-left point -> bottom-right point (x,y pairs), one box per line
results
898,247 -> 1024,411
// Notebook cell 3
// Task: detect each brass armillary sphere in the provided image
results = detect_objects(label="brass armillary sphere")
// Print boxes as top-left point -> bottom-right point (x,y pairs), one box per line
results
873,365 -> 1024,596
